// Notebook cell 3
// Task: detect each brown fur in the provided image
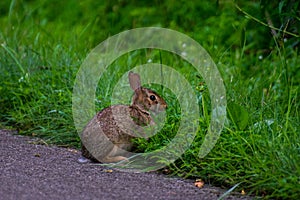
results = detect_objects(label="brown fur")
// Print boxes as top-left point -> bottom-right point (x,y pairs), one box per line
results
81,72 -> 167,163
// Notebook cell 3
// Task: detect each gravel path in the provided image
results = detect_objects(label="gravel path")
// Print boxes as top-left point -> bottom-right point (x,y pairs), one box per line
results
0,130 -> 253,200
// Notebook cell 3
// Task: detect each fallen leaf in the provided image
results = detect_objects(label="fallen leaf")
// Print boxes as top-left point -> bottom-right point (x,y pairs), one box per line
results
34,153 -> 40,157
194,179 -> 205,188
67,149 -> 79,153
241,189 -> 246,195
104,169 -> 113,173
162,168 -> 171,175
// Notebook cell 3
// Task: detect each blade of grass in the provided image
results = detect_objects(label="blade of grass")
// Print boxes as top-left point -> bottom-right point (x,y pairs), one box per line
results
1,43 -> 25,74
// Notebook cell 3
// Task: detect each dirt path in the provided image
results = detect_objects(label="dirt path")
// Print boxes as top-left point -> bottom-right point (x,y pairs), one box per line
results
0,130 -> 252,200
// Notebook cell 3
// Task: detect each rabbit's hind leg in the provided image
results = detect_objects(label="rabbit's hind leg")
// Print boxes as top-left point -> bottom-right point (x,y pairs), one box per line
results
102,145 -> 129,163
102,155 -> 128,163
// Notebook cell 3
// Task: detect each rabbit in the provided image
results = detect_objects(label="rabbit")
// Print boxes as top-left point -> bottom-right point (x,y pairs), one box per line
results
79,71 -> 167,163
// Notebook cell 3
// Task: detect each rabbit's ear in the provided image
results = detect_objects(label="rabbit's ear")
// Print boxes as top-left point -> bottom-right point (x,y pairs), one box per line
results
129,72 -> 141,91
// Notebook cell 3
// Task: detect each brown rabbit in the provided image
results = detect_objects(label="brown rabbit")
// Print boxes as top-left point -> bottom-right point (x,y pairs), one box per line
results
80,72 -> 167,163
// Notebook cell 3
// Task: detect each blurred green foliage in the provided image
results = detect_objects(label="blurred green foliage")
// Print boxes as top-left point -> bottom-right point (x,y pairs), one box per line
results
1,0 -> 298,51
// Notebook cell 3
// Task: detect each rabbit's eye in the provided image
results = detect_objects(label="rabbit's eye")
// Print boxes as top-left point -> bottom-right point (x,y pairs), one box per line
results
150,95 -> 156,101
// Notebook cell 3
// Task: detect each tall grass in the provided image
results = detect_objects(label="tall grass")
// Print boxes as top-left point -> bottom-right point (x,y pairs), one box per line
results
0,0 -> 299,199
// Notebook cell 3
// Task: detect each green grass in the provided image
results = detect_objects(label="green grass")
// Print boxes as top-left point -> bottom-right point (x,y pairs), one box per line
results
1,0 -> 299,199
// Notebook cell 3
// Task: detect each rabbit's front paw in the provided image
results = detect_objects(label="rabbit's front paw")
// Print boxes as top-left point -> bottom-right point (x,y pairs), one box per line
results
77,156 -> 93,164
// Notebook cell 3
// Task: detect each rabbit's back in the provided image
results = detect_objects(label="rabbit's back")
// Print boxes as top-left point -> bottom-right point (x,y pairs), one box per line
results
95,105 -> 135,147
80,105 -> 135,161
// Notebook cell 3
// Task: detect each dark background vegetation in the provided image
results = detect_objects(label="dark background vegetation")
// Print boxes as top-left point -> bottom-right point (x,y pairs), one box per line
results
0,0 -> 299,199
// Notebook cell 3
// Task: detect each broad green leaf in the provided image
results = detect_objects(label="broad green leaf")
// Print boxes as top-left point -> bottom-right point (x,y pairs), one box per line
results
227,102 -> 249,131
